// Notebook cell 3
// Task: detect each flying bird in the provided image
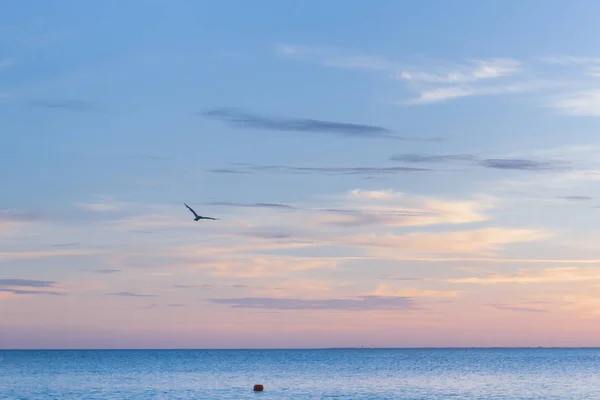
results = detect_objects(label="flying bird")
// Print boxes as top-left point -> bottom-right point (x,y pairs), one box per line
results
184,203 -> 219,221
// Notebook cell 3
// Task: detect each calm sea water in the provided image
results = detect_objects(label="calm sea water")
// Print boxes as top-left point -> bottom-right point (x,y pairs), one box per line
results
1,349 -> 600,399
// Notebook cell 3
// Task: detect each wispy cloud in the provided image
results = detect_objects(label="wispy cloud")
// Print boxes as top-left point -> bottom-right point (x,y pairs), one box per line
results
0,288 -> 65,296
488,304 -> 549,313
51,242 -> 79,248
550,90 -> 600,116
402,87 -> 477,104
533,57 -> 600,116
556,195 -> 593,201
313,208 -> 433,228
201,108 -> 439,141
316,189 -> 491,228
477,144 -> 600,200
335,227 -> 549,256
251,278 -> 351,298
371,284 -> 462,299
210,202 -> 297,210
206,168 -> 252,174
402,84 -> 527,105
208,163 -> 432,176
399,58 -> 521,83
202,108 -> 392,137
107,291 -> 158,298
140,188 -> 544,261
255,165 -> 432,175
240,231 -> 296,240
77,201 -> 130,213
448,267 -> 600,285
172,284 -> 196,289
0,209 -> 45,222
390,154 -> 477,163
278,44 -> 525,105
278,45 -> 600,113
587,66 -> 600,78
29,99 -> 94,111
0,274 -> 65,296
276,44 -> 395,72
209,189 -> 491,230
66,191 -> 553,286
278,44 -> 521,84
0,209 -> 45,238
479,158 -> 567,171
540,55 -> 600,66
210,295 -> 416,311
391,153 -> 569,171
172,284 -> 213,289
0,279 -> 57,288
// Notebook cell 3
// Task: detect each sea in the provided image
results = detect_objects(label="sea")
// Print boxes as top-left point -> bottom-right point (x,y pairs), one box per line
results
1,349 -> 600,399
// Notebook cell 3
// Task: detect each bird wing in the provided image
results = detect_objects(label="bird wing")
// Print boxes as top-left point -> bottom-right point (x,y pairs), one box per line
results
202,216 -> 219,220
184,203 -> 199,218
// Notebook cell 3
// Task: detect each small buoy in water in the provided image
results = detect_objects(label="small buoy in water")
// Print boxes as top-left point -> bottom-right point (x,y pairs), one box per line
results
253,384 -> 264,392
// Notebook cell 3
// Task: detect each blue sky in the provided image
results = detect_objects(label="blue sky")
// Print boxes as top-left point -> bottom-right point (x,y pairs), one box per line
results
4,1 -> 600,348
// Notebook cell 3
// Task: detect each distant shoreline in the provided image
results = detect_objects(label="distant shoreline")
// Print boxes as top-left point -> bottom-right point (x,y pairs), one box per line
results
2,347 -> 599,351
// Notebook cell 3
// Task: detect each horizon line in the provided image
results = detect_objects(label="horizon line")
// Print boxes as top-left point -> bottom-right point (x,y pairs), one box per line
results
2,346 -> 600,351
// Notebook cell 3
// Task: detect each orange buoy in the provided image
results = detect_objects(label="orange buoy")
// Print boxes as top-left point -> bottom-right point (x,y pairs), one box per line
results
253,384 -> 264,392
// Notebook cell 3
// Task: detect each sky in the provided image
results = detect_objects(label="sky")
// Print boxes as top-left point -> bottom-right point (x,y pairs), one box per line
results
3,0 -> 600,349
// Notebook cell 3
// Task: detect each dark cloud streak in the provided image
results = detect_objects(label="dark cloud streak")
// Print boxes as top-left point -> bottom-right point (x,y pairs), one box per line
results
390,154 -> 476,163
390,153 -> 568,171
0,279 -> 57,287
208,164 -> 431,176
201,108 -> 440,141
479,158 -> 566,171
0,288 -> 65,296
206,168 -> 251,174
107,291 -> 158,298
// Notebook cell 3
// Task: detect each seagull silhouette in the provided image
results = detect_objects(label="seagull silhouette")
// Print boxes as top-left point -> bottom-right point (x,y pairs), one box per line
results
184,203 -> 219,221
